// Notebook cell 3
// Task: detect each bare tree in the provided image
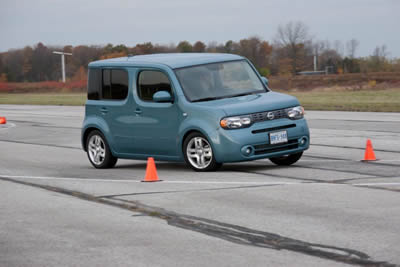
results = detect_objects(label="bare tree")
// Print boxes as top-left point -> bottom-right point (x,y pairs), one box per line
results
346,39 -> 359,58
206,41 -> 218,53
370,45 -> 389,71
313,40 -> 326,56
275,21 -> 311,74
333,40 -> 344,57
372,44 -> 388,59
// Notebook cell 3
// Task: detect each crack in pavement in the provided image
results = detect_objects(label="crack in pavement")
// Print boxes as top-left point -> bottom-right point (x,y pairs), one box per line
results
292,165 -> 397,179
301,155 -> 400,168
333,176 -> 400,184
97,183 -> 283,198
304,154 -> 349,161
354,185 -> 400,193
311,144 -> 400,154
6,120 -> 82,130
226,168 -> 326,183
231,168 -> 400,194
0,176 -> 396,267
0,139 -> 80,150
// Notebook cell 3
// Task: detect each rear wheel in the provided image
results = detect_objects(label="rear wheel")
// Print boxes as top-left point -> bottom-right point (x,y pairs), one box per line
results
269,152 -> 303,166
183,132 -> 221,172
86,130 -> 117,169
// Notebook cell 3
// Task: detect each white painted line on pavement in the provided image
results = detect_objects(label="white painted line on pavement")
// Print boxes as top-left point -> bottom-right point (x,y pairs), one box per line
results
0,174 -> 140,183
0,122 -> 16,130
354,182 -> 400,186
376,160 -> 400,162
0,174 -> 302,185
301,159 -> 400,162
2,174 -> 399,187
164,180 -> 301,185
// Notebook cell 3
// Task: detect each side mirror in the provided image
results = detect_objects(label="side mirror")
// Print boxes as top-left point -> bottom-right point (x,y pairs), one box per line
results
153,91 -> 173,103
261,77 -> 269,87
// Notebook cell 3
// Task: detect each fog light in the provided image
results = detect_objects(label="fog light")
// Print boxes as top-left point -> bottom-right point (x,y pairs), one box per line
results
300,138 -> 307,146
241,146 -> 253,156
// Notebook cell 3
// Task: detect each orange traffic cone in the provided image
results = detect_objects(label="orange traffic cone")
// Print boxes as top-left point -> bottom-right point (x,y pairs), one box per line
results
0,117 -> 6,124
142,157 -> 162,182
362,139 -> 377,161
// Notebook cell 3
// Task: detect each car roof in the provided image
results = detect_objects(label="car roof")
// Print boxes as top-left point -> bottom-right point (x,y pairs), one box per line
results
88,53 -> 244,69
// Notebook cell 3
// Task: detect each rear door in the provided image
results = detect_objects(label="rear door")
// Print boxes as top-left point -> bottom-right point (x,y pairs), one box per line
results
97,68 -> 132,153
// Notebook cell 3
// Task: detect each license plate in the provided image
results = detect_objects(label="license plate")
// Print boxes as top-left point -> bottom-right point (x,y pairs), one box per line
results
269,131 -> 288,145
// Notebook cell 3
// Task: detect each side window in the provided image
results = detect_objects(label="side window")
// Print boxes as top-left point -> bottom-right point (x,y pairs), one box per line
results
111,69 -> 129,100
101,69 -> 129,100
87,68 -> 100,100
102,69 -> 112,99
138,70 -> 172,101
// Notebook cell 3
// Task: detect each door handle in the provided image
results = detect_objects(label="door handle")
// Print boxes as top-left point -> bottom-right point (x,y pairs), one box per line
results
100,107 -> 108,114
135,108 -> 142,115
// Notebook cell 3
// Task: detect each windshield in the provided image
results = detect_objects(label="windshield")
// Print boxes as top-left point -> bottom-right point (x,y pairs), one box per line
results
175,60 -> 266,102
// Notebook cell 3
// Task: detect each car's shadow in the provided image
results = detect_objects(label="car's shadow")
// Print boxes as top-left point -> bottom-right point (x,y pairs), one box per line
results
113,160 -> 291,173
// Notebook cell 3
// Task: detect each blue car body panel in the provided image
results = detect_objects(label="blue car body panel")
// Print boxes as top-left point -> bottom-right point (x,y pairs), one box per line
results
89,53 -> 243,70
82,53 -> 310,164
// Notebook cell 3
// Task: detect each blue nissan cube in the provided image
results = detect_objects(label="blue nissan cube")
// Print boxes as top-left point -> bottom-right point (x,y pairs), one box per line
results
82,53 -> 310,171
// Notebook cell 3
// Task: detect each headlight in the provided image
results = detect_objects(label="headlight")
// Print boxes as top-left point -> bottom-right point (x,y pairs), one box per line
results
286,106 -> 305,120
220,115 -> 252,129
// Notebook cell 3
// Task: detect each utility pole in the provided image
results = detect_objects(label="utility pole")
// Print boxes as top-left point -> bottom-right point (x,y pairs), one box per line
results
313,55 -> 317,72
53,51 -> 72,83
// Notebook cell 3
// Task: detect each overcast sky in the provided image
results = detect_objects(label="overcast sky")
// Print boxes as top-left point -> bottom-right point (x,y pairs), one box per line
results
1,0 -> 399,57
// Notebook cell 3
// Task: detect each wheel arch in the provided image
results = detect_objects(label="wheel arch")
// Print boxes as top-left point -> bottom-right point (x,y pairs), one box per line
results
181,129 -> 211,153
181,129 -> 222,171
180,127 -> 222,163
82,127 -> 102,151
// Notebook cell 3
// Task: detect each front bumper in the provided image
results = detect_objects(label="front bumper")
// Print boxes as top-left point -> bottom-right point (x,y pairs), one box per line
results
210,118 -> 310,163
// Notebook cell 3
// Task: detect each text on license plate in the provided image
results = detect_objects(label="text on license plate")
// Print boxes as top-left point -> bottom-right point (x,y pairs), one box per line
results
269,131 -> 288,145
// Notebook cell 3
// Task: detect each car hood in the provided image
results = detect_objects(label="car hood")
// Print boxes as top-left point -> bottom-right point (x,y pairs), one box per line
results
195,92 -> 300,116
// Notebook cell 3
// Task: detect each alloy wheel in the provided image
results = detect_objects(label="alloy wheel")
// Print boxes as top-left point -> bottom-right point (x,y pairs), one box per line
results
186,136 -> 213,169
88,134 -> 106,165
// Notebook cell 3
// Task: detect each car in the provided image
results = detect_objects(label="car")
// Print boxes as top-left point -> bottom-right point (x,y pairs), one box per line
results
81,53 -> 310,171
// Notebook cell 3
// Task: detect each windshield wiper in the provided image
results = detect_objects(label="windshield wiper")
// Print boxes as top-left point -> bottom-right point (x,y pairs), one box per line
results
230,93 -> 253,97
192,90 -> 265,102
228,91 -> 262,98
192,96 -> 224,102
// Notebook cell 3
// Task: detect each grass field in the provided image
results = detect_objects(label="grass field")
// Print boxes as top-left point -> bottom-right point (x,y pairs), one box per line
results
0,93 -> 86,106
284,89 -> 400,112
0,89 -> 400,112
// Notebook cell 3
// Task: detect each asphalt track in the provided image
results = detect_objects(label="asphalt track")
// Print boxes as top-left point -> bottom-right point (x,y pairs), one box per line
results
0,105 -> 399,267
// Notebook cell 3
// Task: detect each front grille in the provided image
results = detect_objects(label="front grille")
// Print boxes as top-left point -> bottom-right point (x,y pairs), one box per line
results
253,139 -> 298,155
250,108 -> 288,123
252,124 -> 296,134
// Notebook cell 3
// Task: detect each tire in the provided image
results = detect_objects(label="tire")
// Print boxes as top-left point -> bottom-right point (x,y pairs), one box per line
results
183,132 -> 222,172
269,152 -> 303,166
86,130 -> 118,169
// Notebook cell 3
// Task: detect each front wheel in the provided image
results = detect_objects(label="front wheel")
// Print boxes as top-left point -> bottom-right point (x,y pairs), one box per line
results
269,152 -> 303,166
86,130 -> 118,169
183,132 -> 222,172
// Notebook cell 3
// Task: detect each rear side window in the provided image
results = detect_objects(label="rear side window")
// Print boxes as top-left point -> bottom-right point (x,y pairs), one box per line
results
102,69 -> 129,100
88,68 -> 101,100
138,71 -> 172,101
102,69 -> 112,99
88,68 -> 129,100
111,69 -> 129,100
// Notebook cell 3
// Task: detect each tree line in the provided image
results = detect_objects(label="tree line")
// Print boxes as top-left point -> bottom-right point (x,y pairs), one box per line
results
0,21 -> 399,83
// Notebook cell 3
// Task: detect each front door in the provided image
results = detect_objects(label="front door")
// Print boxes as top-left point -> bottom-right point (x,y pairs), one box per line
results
130,69 -> 181,157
